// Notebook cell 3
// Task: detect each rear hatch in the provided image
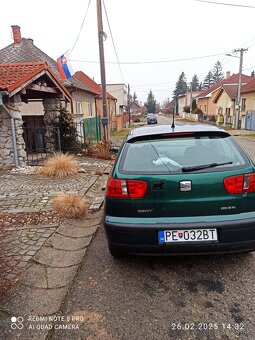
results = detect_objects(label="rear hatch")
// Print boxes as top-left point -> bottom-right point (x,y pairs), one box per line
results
106,131 -> 255,218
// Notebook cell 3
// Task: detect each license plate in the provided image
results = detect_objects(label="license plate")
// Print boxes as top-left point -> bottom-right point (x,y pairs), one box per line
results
158,228 -> 218,244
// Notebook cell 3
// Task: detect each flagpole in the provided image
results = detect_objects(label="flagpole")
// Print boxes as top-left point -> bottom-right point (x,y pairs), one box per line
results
97,0 -> 108,142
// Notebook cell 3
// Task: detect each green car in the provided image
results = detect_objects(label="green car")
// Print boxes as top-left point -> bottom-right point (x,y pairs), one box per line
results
104,124 -> 255,256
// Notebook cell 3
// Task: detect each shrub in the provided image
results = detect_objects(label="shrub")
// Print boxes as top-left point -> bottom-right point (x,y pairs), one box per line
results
52,194 -> 87,218
192,108 -> 203,115
54,107 -> 82,152
133,118 -> 141,123
183,105 -> 190,113
209,115 -> 217,122
86,140 -> 112,160
37,153 -> 79,179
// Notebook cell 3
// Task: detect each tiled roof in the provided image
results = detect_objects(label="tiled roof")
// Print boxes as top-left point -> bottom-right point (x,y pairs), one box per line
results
241,78 -> 255,93
0,38 -> 97,95
223,84 -> 238,100
75,71 -> 116,100
0,62 -> 71,100
195,74 -> 254,99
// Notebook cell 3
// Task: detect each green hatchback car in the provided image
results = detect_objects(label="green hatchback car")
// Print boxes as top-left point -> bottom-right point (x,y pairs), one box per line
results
104,124 -> 255,256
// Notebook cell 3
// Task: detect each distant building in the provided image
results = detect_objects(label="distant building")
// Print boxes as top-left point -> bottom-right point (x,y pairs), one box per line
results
106,83 -> 128,115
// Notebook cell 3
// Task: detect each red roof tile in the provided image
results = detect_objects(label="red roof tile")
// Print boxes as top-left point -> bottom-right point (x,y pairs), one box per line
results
241,78 -> 255,93
0,62 -> 71,100
0,38 -> 97,95
75,71 -> 116,100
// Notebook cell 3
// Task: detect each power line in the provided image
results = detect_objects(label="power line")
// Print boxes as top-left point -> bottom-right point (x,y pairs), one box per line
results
195,0 -> 255,9
71,52 -> 225,65
69,0 -> 92,55
102,0 -> 125,83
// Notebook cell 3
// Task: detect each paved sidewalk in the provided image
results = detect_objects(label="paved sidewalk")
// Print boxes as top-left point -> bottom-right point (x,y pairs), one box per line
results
0,211 -> 103,340
0,156 -> 111,339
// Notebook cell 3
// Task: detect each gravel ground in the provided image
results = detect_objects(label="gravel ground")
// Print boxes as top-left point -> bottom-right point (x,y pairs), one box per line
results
0,211 -> 62,229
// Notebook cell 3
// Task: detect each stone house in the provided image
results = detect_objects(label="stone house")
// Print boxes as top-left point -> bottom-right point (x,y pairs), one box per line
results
0,26 -> 98,125
0,62 -> 71,170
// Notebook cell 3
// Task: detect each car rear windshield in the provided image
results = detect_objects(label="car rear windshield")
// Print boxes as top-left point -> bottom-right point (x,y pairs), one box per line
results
119,134 -> 249,174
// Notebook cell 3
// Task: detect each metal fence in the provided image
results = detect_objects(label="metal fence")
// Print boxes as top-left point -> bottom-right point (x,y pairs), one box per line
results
23,118 -> 102,165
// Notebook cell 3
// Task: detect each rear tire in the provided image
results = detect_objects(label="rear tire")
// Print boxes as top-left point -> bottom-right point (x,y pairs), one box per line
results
109,246 -> 123,258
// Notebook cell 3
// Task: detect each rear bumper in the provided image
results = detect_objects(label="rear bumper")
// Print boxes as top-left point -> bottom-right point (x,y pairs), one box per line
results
104,218 -> 255,255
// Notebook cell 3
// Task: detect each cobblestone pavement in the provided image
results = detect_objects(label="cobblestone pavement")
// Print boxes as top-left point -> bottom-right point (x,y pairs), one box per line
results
0,156 -> 111,300
0,157 -> 110,212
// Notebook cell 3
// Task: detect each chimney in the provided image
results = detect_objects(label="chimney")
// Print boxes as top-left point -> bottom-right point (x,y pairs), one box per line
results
27,38 -> 33,44
226,71 -> 231,79
11,25 -> 21,44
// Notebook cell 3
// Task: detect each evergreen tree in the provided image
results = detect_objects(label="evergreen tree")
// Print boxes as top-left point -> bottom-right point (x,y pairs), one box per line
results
203,71 -> 214,90
145,90 -> 157,113
55,107 -> 80,152
191,99 -> 197,112
133,91 -> 139,105
212,60 -> 224,83
198,82 -> 203,91
173,72 -> 188,97
190,74 -> 200,91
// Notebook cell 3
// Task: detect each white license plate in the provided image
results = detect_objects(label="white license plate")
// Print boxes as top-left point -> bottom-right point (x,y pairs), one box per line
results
158,228 -> 218,244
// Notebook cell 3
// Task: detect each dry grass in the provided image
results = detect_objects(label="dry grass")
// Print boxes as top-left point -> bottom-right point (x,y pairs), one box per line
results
52,194 -> 87,218
37,153 -> 79,179
86,140 -> 112,160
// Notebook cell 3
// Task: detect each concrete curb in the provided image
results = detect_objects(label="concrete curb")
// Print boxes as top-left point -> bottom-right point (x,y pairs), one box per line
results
0,209 -> 103,340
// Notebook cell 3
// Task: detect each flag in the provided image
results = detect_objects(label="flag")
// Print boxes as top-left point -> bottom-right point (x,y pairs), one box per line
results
57,54 -> 74,80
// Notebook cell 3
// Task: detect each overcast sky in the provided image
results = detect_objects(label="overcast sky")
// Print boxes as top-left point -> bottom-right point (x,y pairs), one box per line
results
1,0 -> 255,104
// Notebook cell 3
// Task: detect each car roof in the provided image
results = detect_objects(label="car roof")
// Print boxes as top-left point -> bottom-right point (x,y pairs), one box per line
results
126,124 -> 229,141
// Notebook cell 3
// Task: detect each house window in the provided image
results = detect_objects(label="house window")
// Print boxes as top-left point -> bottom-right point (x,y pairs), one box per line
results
76,102 -> 82,115
204,105 -> 207,113
88,103 -> 93,117
225,108 -> 230,116
241,98 -> 246,111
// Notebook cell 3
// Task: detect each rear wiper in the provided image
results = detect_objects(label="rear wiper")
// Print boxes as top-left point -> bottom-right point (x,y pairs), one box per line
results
182,161 -> 233,172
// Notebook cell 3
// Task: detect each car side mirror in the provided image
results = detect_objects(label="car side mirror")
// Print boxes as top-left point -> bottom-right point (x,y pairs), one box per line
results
110,146 -> 120,153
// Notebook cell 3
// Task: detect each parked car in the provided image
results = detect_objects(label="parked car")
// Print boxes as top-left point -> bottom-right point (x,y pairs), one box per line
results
104,124 -> 255,257
147,113 -> 157,124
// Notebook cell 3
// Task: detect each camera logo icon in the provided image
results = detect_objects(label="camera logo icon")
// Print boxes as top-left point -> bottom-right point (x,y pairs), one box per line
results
11,316 -> 24,330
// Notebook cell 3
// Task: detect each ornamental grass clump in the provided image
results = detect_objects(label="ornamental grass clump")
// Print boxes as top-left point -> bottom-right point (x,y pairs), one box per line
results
52,194 -> 87,218
38,153 -> 79,179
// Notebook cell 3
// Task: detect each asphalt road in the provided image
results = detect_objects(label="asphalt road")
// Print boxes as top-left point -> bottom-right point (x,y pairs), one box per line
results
52,121 -> 255,340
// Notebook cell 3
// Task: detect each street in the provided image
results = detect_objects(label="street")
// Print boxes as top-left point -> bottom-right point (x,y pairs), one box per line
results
52,118 -> 255,340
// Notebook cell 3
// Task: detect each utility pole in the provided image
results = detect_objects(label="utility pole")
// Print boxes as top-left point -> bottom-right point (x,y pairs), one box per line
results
96,0 -> 108,141
172,96 -> 177,129
233,48 -> 248,129
190,82 -> 193,115
127,84 -> 131,126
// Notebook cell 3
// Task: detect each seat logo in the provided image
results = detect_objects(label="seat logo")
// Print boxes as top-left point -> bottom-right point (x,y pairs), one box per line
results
180,181 -> 192,191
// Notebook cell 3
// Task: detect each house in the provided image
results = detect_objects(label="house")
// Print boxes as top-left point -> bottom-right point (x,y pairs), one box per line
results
178,91 -> 202,119
213,74 -> 255,128
75,70 -> 117,125
196,73 -> 253,121
75,72 -> 128,132
177,94 -> 186,114
0,62 -> 72,170
106,83 -> 128,115
0,26 -> 98,124
240,78 -> 255,112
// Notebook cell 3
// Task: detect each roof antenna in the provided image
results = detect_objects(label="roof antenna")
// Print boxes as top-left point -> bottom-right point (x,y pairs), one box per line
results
171,96 -> 176,129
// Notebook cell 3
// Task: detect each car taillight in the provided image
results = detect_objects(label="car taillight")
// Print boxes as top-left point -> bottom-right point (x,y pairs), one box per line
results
224,173 -> 255,194
106,178 -> 147,198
